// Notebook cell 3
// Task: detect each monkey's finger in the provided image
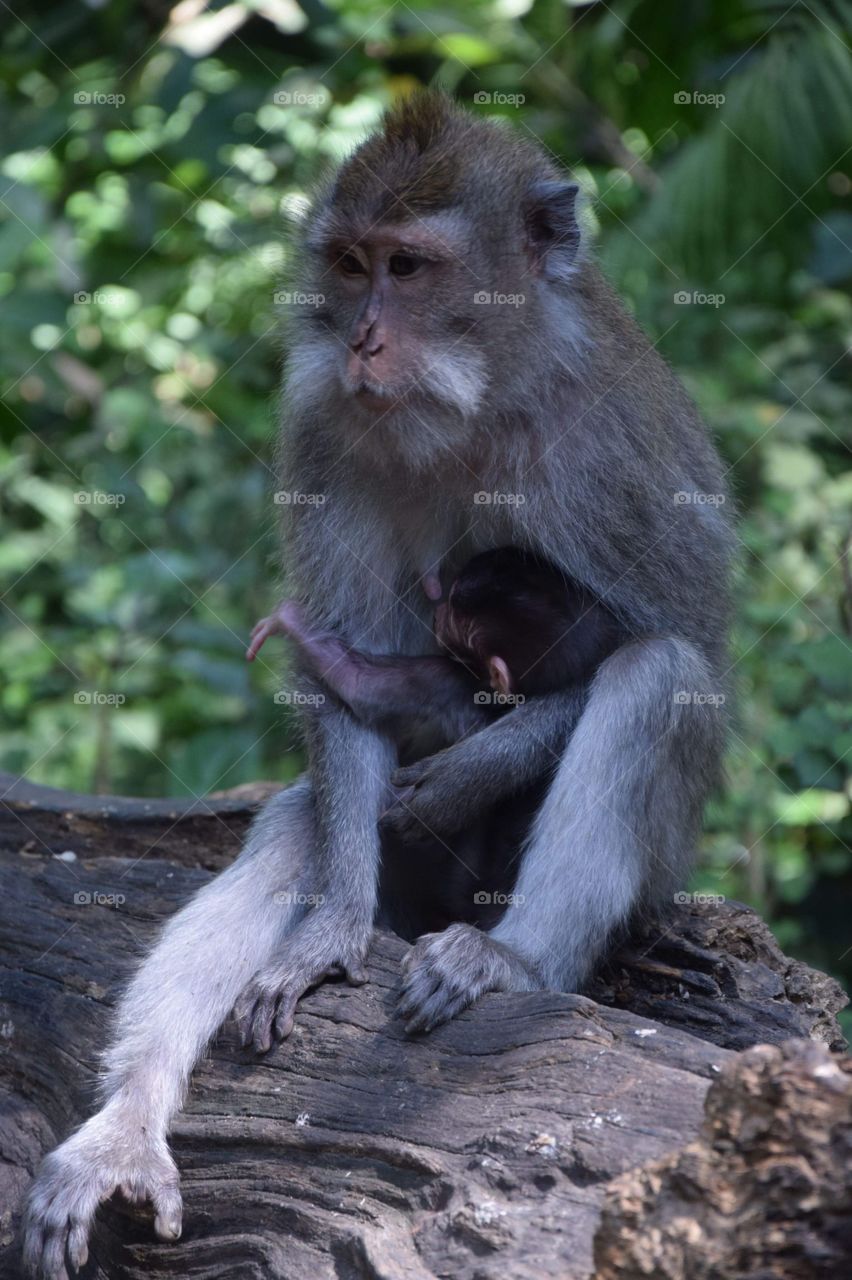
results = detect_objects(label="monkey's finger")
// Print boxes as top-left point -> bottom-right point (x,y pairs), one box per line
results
417,986 -> 470,1034
404,983 -> 463,1035
39,1230 -> 70,1280
152,1186 -> 183,1242
391,765 -> 427,788
381,810 -> 432,845
233,994 -> 258,1046
250,997 -> 277,1053
272,988 -> 301,1041
400,946 -> 423,979
246,632 -> 270,662
381,783 -> 418,817
67,1221 -> 89,1270
344,962 -> 368,986
398,972 -> 441,1022
21,1220 -> 43,1278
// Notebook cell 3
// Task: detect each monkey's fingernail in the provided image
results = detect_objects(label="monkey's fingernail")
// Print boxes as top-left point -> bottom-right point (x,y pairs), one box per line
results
253,1024 -> 272,1053
274,1012 -> 295,1040
154,1199 -> 182,1241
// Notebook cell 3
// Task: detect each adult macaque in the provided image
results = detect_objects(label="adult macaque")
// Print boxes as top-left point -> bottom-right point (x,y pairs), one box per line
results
24,93 -> 731,1277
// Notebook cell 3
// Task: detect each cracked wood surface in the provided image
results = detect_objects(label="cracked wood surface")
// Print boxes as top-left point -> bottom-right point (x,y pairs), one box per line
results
0,775 -> 847,1278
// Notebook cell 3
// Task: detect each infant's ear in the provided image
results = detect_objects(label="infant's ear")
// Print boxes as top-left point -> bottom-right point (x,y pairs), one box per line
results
487,655 -> 513,695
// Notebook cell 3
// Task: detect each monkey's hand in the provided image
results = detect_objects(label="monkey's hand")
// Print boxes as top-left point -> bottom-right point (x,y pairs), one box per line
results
398,923 -> 542,1034
24,1099 -> 181,1279
381,750 -> 471,840
232,907 -> 369,1053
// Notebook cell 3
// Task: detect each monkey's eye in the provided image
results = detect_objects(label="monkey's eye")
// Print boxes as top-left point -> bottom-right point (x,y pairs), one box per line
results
338,252 -> 366,276
389,253 -> 423,278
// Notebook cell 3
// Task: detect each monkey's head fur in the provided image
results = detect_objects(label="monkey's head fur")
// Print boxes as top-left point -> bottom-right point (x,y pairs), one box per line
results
282,92 -> 589,467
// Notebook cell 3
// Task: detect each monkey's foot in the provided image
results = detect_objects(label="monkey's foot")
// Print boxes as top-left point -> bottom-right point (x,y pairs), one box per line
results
232,910 -> 369,1054
24,1102 -> 181,1279
398,923 -> 542,1034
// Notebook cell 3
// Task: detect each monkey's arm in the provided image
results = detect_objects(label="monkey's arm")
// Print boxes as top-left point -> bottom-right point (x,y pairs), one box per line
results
262,599 -> 488,740
382,685 -> 588,841
232,461 -> 427,1050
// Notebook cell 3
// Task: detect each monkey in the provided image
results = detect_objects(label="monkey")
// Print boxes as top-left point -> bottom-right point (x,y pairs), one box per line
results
24,93 -> 732,1277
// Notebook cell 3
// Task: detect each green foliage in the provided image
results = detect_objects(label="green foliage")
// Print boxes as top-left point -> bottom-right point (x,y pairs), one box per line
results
1,0 -> 850,1004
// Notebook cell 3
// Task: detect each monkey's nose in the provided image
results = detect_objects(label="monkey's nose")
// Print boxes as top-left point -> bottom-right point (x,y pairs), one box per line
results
354,331 -> 383,359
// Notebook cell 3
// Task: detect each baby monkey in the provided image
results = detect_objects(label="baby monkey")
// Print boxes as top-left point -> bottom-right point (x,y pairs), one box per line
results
248,547 -> 624,744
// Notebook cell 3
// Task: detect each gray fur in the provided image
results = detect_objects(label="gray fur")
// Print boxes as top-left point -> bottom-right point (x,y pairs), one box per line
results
24,96 -> 732,1277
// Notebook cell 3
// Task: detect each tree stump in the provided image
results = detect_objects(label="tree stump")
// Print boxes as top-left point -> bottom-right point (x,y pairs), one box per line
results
0,773 -> 847,1279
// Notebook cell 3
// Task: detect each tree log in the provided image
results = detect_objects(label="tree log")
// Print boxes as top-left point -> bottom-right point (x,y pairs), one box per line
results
0,774 -> 847,1279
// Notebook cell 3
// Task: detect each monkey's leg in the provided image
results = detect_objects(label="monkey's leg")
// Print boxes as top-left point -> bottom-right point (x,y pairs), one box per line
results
400,638 -> 725,1031
273,600 -> 486,738
23,780 -> 316,1280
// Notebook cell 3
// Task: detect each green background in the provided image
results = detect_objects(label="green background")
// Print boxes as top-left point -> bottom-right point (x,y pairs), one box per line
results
1,0 -> 850,1016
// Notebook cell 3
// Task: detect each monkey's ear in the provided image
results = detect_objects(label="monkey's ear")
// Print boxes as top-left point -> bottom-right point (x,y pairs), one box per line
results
524,181 -> 581,283
487,655 -> 513,696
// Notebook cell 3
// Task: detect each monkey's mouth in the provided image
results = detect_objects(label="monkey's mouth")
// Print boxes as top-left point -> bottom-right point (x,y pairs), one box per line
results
352,379 -> 404,413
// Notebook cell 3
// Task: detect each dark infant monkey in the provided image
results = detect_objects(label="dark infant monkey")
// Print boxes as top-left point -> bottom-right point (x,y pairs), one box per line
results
24,93 -> 731,1278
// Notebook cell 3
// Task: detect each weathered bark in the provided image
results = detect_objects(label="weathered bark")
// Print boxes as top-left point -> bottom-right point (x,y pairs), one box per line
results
0,773 -> 848,1279
595,1040 -> 852,1279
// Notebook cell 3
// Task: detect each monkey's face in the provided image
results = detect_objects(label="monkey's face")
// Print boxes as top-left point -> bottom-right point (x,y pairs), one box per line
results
306,215 -> 491,421
284,97 -> 585,459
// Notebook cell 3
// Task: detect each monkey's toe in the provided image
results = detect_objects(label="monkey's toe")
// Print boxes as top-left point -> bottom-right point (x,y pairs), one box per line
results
398,973 -> 470,1034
